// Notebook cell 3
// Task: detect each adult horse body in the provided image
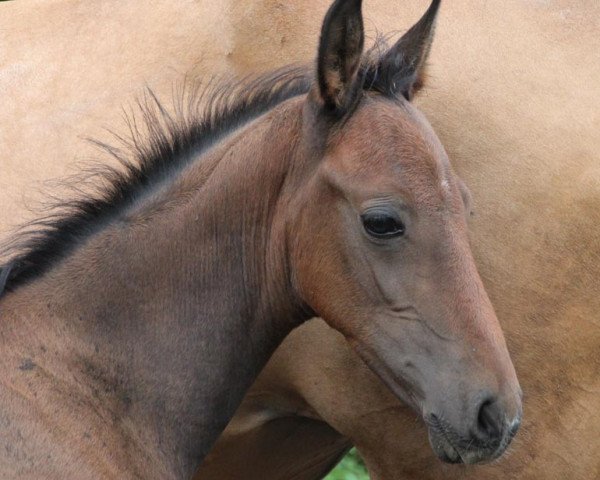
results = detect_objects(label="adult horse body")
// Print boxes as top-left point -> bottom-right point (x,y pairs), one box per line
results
0,0 -> 521,478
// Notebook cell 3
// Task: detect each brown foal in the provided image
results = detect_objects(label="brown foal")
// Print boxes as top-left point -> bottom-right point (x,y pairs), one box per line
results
0,0 -> 520,478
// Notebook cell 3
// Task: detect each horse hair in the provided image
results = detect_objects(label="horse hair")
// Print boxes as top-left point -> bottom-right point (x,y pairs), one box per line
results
0,38 -> 395,294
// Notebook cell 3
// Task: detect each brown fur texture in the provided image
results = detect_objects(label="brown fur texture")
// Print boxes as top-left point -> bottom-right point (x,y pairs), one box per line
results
1,0 -> 521,477
1,1 -> 597,479
199,1 -> 600,479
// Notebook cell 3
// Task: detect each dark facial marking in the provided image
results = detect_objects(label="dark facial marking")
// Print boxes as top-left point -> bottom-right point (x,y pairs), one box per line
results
18,358 -> 36,371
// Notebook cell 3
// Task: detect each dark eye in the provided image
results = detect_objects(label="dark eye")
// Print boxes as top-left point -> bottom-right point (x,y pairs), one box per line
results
361,212 -> 405,239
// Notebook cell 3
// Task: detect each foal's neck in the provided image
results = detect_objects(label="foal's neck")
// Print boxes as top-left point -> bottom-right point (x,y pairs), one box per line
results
3,99 -> 309,478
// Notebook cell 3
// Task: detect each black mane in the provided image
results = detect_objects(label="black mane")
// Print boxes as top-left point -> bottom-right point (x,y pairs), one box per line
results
0,42 -> 394,295
0,67 -> 313,292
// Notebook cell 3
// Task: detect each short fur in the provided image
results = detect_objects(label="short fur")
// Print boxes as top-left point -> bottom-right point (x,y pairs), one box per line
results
1,42 -> 406,294
0,67 -> 311,291
0,0 -> 521,478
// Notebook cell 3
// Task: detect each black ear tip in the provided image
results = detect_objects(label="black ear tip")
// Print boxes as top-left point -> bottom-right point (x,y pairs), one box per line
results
336,0 -> 363,10
322,0 -> 363,23
319,0 -> 364,47
428,0 -> 442,12
412,0 -> 442,32
426,0 -> 442,22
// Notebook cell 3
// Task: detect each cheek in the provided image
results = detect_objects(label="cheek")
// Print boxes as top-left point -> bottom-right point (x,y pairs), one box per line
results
359,245 -> 414,304
295,224 -> 386,326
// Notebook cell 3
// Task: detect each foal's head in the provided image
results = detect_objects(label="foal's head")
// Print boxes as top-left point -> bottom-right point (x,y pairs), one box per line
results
288,0 -> 521,464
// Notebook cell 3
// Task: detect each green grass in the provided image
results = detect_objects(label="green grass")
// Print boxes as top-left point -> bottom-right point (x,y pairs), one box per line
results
324,448 -> 369,480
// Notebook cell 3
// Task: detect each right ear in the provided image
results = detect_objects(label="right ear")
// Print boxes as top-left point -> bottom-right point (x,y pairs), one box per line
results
375,0 -> 441,100
316,0 -> 365,116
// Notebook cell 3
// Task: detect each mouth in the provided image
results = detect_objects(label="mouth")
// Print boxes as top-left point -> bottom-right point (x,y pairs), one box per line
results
438,445 -> 463,464
347,336 -> 516,465
355,342 -> 467,465
427,415 -> 511,465
427,424 -> 465,464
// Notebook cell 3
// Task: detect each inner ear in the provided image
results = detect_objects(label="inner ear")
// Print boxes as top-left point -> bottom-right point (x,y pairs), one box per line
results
374,0 -> 441,101
316,0 -> 365,115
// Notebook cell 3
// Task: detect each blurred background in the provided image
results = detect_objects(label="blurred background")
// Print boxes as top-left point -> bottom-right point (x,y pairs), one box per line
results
325,449 -> 368,480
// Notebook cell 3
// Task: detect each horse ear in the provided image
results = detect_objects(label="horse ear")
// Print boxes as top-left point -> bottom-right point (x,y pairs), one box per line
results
377,0 -> 441,101
316,0 -> 365,115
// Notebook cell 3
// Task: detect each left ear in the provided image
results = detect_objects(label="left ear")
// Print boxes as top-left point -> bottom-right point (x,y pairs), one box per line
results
316,0 -> 365,116
377,0 -> 441,101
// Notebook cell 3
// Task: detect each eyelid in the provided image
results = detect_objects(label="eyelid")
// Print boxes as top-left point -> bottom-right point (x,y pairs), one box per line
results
361,195 -> 412,214
361,208 -> 402,223
361,202 -> 411,221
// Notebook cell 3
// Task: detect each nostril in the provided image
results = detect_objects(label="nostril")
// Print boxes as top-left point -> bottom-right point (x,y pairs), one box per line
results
476,397 -> 502,442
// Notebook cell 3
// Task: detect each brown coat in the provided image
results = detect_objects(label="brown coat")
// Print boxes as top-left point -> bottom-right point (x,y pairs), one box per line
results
2,1 -> 598,479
